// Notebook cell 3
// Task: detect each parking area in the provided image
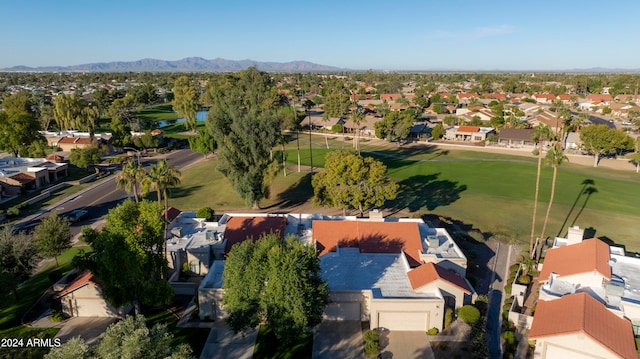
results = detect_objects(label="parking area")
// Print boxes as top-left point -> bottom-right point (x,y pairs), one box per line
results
312,321 -> 364,359
53,317 -> 119,345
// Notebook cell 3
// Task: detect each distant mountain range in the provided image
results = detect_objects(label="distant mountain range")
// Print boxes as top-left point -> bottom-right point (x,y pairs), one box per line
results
1,57 -> 344,72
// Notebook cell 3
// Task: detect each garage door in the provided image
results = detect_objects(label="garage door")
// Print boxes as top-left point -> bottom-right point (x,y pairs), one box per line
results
378,311 -> 429,331
324,302 -> 361,321
75,299 -> 114,317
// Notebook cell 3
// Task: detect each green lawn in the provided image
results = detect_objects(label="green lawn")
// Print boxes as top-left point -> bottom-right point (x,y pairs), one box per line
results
253,325 -> 312,359
135,104 -> 180,122
0,246 -> 93,330
170,135 -> 640,251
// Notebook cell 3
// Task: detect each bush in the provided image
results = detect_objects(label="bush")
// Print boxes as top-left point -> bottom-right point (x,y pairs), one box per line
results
51,311 -> 66,323
363,330 -> 379,357
457,305 -> 481,325
196,206 -> 215,221
444,308 -> 454,329
502,330 -> 518,352
427,327 -> 439,335
7,206 -> 20,217
504,285 -> 512,295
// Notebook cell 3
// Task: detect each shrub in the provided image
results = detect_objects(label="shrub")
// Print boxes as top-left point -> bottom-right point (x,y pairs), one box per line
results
502,330 -> 518,352
427,327 -> 439,335
51,311 -> 66,323
17,202 -> 28,210
7,206 -> 20,217
517,275 -> 531,285
196,206 -> 215,221
504,285 -> 512,295
457,305 -> 481,325
444,308 -> 454,329
363,330 -> 379,357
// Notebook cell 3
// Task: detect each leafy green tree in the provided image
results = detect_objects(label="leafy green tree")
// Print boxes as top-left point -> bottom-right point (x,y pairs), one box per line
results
322,92 -> 351,120
116,160 -> 145,203
223,233 -> 328,345
44,337 -> 89,359
374,110 -> 415,143
52,94 -> 83,131
206,68 -> 279,207
69,146 -> 101,168
0,94 -> 45,157
529,124 -> 553,256
196,207 -> 215,221
132,131 -> 159,149
0,226 -> 39,307
75,200 -> 173,311
108,95 -> 137,129
187,128 -> 216,157
431,123 -> 445,140
91,315 -> 193,359
33,213 -> 72,267
580,125 -> 630,167
537,144 -> 568,260
312,150 -> 398,216
172,76 -> 199,132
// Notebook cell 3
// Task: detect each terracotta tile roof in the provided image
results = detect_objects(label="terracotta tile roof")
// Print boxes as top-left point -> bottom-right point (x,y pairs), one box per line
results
529,293 -> 636,359
587,94 -> 614,102
57,137 -> 78,144
538,238 -> 611,283
8,172 -> 35,184
163,207 -> 182,223
380,93 -> 402,101
456,126 -> 480,133
312,220 -> 424,267
55,270 -> 101,298
457,93 -> 478,99
408,262 -> 472,293
533,93 -> 557,101
223,216 -> 287,253
558,94 -> 572,101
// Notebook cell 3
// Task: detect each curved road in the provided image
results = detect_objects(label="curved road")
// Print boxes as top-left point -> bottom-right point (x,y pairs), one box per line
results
16,149 -> 203,236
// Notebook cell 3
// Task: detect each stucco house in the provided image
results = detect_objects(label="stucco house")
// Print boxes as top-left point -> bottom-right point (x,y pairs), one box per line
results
444,126 -> 495,142
497,128 -> 535,148
529,292 -> 636,359
54,271 -> 129,317
197,213 -> 475,332
0,157 -> 68,196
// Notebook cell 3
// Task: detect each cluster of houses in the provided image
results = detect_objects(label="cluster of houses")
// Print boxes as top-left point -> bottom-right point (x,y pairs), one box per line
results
509,226 -> 639,358
54,209 -> 477,334
0,156 -> 68,201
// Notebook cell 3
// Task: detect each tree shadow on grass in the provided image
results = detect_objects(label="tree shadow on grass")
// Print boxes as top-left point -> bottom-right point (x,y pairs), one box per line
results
169,185 -> 204,199
263,173 -> 313,210
389,174 -> 467,213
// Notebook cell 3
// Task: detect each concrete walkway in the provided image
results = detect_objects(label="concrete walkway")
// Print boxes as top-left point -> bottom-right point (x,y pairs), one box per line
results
199,323 -> 258,359
31,314 -> 118,345
313,321 -> 364,359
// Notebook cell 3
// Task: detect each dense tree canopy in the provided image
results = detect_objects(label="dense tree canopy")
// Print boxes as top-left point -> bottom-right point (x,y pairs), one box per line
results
312,150 -> 399,216
222,233 -> 328,345
0,226 -> 39,308
45,315 -> 193,359
0,92 -> 45,157
171,76 -> 199,132
33,213 -> 72,267
75,200 -> 173,310
69,146 -> 102,168
205,68 -> 280,208
580,125 -> 631,166
374,110 -> 416,143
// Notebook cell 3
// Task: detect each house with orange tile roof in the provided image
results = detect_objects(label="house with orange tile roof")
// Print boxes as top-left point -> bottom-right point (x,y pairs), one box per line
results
54,270 -> 130,317
587,94 -> 614,104
532,93 -> 557,104
529,292 -> 636,359
380,93 -> 402,102
196,213 -> 475,332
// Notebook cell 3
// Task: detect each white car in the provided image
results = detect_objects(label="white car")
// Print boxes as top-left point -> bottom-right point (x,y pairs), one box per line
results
622,120 -> 632,125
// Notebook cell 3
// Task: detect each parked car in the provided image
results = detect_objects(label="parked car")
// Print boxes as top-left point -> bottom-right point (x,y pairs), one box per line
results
622,120 -> 632,125
67,209 -> 88,223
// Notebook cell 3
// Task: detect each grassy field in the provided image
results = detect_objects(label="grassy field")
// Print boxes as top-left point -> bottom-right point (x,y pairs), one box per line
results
169,134 -> 640,251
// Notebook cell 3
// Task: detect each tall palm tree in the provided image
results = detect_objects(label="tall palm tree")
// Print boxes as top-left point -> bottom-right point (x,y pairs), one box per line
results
277,134 -> 287,177
351,104 -> 365,155
529,124 -> 553,257
143,159 -> 181,262
537,144 -> 568,260
303,99 -> 315,172
116,160 -> 145,203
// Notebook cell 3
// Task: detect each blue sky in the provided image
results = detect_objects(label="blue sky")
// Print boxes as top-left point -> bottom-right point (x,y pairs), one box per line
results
2,0 -> 639,71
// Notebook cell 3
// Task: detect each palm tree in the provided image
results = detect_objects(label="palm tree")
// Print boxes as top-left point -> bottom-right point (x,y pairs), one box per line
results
529,124 -> 553,257
143,159 -> 181,262
351,104 -> 365,155
277,135 -> 287,177
303,99 -> 315,172
537,144 -> 568,260
116,160 -> 145,203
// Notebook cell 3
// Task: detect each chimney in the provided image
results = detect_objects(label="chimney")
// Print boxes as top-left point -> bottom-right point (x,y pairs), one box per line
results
566,226 -> 585,245
369,209 -> 384,222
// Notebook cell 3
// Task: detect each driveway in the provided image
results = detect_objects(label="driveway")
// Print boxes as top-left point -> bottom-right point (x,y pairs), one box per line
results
380,330 -> 434,359
54,317 -> 119,345
199,323 -> 257,359
313,321 -> 364,359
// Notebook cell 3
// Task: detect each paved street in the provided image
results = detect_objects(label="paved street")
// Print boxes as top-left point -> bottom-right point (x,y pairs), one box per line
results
485,243 -> 513,359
